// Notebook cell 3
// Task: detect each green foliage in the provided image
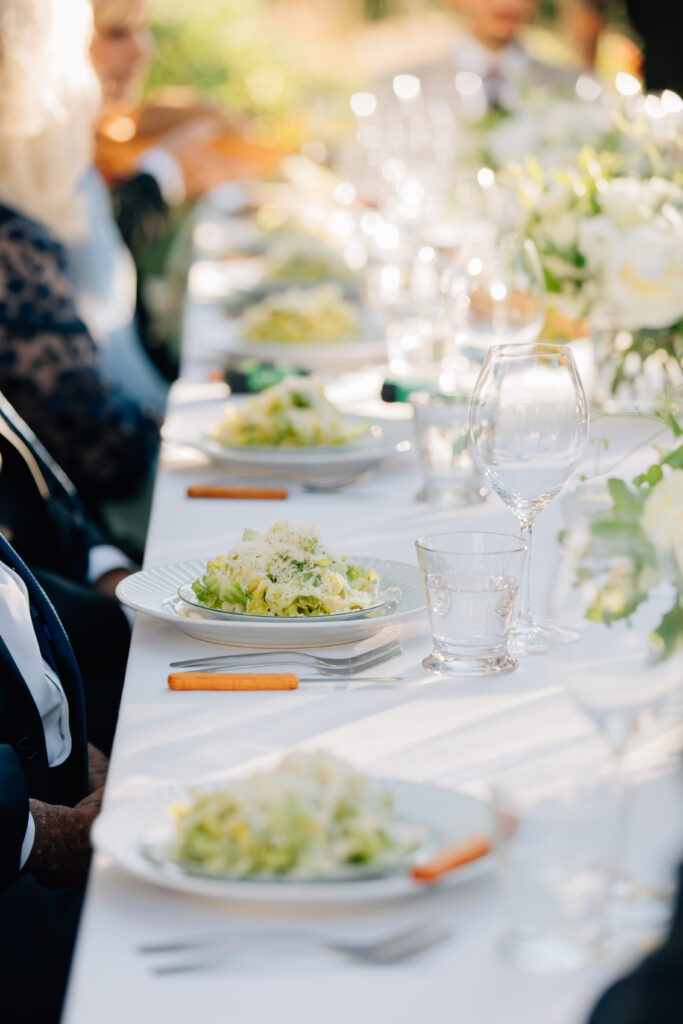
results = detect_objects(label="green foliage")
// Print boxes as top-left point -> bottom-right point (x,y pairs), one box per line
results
570,403 -> 683,660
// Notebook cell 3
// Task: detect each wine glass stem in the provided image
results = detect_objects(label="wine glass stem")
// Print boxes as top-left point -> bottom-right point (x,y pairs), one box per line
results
610,745 -> 632,894
517,517 -> 535,628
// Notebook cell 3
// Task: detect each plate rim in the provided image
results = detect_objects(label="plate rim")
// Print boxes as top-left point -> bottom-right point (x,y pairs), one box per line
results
116,555 -> 424,630
162,401 -> 410,466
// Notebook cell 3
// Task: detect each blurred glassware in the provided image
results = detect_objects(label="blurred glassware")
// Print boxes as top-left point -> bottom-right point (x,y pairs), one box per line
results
443,230 -> 546,361
415,531 -> 526,676
549,538 -> 683,948
468,343 -> 589,654
410,391 -> 487,507
493,766 -> 615,971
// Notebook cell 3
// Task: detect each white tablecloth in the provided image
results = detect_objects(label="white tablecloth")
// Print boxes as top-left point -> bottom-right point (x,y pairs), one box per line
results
62,277 -> 683,1024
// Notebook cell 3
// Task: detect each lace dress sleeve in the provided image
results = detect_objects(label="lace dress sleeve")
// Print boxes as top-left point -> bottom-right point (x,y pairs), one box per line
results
0,211 -> 160,503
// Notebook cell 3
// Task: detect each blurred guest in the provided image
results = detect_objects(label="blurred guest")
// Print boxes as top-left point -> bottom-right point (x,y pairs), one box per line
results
378,0 -> 584,117
0,0 -> 160,555
0,531 -> 107,1024
84,0 -> 261,386
623,0 -> 683,95
0,391 -> 134,753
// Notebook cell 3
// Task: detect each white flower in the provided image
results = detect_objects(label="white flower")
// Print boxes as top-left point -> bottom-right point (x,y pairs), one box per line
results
641,470 -> 683,575
602,224 -> 683,329
579,217 -> 683,329
598,178 -> 655,229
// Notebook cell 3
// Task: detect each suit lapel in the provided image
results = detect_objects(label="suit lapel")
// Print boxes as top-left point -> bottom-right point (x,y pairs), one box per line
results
0,533 -> 87,802
0,635 -> 51,800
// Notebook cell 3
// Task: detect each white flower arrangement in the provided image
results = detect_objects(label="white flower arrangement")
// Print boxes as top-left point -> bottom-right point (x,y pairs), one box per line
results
510,155 -> 683,333
568,402 -> 683,659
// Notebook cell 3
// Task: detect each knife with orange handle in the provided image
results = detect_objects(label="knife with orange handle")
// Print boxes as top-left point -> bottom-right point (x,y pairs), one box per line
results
186,485 -> 288,500
410,834 -> 492,882
168,672 -> 298,691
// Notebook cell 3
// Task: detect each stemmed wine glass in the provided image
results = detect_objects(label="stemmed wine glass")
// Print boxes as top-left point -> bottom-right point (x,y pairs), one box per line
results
548,538 -> 683,946
468,343 -> 589,653
442,230 -> 546,356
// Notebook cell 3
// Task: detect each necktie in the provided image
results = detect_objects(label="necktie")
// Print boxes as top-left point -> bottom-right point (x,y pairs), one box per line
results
483,70 -> 504,111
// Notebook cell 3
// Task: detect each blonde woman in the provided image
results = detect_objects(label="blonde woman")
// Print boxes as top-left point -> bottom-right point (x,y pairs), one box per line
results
0,0 -> 159,532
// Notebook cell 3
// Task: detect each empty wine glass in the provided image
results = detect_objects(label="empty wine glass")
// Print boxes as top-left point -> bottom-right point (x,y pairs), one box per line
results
549,537 -> 683,947
442,230 -> 546,359
468,343 -> 589,653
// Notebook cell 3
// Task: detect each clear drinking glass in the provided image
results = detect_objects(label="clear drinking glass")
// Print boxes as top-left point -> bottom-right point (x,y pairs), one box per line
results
549,542 -> 683,948
442,230 -> 546,358
468,343 -> 589,653
415,532 -> 527,676
410,392 -> 487,506
494,768 -> 615,971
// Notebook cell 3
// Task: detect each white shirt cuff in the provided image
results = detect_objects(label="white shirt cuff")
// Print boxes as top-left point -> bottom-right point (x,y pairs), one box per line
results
87,544 -> 136,586
137,147 -> 186,206
20,812 -> 35,869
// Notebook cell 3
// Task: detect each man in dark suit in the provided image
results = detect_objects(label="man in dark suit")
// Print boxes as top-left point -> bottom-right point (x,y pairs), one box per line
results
0,392 -> 134,752
0,531 -> 105,1024
588,866 -> 683,1023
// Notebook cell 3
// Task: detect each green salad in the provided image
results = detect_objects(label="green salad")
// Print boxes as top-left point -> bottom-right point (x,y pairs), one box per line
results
171,751 -> 424,878
191,520 -> 380,616
211,376 -> 366,448
265,239 -> 355,285
241,283 -> 359,344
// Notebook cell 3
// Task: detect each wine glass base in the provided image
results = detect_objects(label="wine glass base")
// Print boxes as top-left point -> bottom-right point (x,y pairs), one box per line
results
606,875 -> 674,957
415,484 -> 488,507
498,930 -> 606,972
510,620 -> 582,656
422,651 -> 518,677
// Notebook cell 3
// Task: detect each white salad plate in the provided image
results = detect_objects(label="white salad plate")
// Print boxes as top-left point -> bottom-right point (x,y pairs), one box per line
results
115,556 -> 424,647
161,398 -> 411,475
223,311 -> 387,372
92,779 -> 492,907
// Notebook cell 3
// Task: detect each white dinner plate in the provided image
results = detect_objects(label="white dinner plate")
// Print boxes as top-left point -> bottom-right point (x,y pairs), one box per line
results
115,556 -> 424,647
222,311 -> 387,372
161,398 -> 411,475
92,779 -> 492,907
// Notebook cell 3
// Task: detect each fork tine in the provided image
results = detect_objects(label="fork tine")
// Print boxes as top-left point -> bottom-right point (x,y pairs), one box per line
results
169,639 -> 400,670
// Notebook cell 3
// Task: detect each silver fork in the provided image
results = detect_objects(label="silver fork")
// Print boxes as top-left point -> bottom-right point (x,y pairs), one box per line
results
169,638 -> 402,675
139,919 -> 450,974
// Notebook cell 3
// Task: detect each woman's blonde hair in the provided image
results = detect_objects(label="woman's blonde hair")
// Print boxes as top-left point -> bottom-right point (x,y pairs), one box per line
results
0,0 -> 100,240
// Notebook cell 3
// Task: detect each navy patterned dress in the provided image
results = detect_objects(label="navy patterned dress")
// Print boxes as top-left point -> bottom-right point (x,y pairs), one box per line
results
0,204 -> 160,504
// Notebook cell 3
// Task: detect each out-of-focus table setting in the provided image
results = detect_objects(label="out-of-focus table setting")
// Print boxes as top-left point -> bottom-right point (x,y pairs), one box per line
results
63,74 -> 683,1023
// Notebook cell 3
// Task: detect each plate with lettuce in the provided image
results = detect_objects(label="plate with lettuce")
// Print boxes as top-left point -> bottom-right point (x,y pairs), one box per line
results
161,382 -> 410,474
92,751 -> 492,905
178,521 -> 400,621
115,524 -> 424,647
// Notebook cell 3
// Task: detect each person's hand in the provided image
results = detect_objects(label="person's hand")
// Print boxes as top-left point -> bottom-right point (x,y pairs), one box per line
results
155,116 -> 260,196
92,567 -> 133,601
27,787 -> 104,890
88,742 -> 109,793
26,745 -> 108,889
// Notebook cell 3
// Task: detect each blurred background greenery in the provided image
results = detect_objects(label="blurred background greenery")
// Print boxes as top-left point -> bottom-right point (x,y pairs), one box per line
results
146,0 -> 633,142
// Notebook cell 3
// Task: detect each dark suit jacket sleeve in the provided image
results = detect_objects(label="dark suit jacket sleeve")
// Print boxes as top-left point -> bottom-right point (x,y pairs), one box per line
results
0,209 -> 160,504
0,744 -> 30,890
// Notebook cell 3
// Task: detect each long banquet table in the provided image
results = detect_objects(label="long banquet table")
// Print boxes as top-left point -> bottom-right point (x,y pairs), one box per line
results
62,208 -> 683,1024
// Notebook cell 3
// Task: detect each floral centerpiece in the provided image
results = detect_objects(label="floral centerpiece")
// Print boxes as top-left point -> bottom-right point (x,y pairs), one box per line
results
565,399 -> 683,659
507,150 -> 683,406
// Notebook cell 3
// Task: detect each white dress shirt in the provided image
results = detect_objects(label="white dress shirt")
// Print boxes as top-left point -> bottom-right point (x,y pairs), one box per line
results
0,563 -> 72,867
